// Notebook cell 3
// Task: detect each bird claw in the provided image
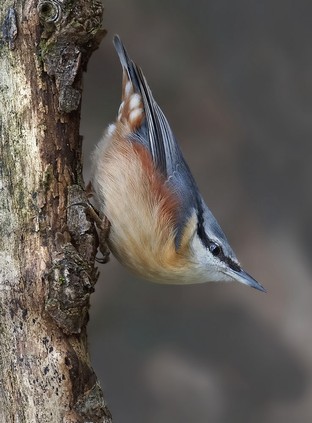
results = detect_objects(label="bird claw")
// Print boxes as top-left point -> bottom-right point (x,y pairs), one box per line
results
67,193 -> 111,264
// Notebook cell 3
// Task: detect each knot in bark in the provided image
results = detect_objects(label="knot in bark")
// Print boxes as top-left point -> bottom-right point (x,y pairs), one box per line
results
37,0 -> 62,24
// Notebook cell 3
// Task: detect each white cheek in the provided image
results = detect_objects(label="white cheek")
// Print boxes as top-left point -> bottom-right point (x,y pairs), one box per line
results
190,234 -> 212,265
189,235 -> 231,283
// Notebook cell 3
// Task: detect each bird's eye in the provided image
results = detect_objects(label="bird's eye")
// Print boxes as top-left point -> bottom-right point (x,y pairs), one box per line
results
209,242 -> 221,257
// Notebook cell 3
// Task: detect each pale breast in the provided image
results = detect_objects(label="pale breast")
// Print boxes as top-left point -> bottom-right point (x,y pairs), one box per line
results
91,128 -> 196,283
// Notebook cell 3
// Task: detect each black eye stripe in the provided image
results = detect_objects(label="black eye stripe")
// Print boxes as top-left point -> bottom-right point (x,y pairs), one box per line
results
209,242 -> 221,256
228,260 -> 240,272
196,213 -> 210,248
196,209 -> 240,271
197,213 -> 224,257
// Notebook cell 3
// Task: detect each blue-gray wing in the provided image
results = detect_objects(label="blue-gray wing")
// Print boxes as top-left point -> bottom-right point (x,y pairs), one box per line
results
114,35 -> 201,246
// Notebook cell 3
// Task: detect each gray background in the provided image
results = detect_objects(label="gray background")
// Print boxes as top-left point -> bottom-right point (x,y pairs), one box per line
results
81,1 -> 312,421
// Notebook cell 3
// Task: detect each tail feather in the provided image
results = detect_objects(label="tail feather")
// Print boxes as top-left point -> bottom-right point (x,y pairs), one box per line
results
113,35 -> 169,173
113,35 -> 142,93
113,35 -> 130,73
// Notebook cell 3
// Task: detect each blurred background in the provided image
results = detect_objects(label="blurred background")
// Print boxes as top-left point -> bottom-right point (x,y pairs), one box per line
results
81,1 -> 312,421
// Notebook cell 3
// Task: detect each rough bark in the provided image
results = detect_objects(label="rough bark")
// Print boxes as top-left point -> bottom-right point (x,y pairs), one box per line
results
0,1 -> 111,422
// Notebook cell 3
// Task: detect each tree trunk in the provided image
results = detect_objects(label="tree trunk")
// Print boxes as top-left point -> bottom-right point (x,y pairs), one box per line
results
0,1 -> 111,422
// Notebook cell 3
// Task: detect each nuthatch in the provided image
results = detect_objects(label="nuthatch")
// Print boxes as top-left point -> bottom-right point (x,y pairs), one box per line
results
91,35 -> 265,292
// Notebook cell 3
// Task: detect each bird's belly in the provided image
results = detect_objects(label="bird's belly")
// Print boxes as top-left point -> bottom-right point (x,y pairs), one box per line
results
91,133 -> 199,284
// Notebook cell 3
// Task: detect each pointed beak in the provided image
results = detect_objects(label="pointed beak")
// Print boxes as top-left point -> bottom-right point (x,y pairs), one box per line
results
228,267 -> 266,292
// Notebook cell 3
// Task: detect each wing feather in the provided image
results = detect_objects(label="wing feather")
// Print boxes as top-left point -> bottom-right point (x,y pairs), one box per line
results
113,35 -> 201,246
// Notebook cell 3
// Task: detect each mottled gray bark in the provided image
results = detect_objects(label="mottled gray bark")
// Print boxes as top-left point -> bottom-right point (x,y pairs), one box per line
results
0,1 -> 111,422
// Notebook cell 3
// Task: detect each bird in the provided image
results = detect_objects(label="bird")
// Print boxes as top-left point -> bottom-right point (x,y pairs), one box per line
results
90,35 -> 265,292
